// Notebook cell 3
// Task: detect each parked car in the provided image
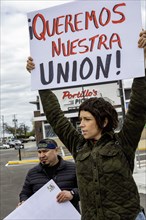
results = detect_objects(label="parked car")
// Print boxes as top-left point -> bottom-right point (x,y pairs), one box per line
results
8,139 -> 22,148
0,143 -> 10,149
29,136 -> 36,141
14,143 -> 24,150
21,138 -> 29,143
8,140 -> 17,148
14,140 -> 22,144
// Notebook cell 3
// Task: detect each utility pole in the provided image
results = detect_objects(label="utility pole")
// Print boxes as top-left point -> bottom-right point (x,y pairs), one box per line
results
1,115 -> 5,142
118,80 -> 126,119
13,114 -> 18,138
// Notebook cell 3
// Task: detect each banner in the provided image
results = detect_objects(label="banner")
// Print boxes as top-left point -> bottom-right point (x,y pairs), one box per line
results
27,1 -> 144,90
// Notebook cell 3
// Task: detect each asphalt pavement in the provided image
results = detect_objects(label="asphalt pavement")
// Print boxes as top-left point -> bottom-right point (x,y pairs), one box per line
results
0,141 -> 145,220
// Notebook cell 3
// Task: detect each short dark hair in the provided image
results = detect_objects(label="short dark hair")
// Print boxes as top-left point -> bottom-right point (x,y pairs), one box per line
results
78,97 -> 118,133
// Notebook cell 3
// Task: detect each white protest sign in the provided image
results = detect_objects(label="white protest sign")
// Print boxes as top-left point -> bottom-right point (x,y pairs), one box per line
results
27,1 -> 144,91
4,179 -> 81,220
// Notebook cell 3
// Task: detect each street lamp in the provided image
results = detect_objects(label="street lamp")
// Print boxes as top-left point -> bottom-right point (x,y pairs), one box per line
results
12,114 -> 18,138
1,115 -> 5,142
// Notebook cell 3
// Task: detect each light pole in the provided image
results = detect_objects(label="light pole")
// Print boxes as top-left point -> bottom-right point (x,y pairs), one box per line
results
13,114 -> 18,138
118,80 -> 126,119
1,115 -> 5,142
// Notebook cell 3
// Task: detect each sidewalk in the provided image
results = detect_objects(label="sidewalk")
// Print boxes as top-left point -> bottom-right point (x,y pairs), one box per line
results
133,167 -> 146,194
135,139 -> 146,194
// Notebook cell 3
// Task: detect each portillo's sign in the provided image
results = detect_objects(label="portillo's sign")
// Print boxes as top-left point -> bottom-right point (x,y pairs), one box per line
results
62,89 -> 99,110
53,83 -> 121,112
62,89 -> 98,99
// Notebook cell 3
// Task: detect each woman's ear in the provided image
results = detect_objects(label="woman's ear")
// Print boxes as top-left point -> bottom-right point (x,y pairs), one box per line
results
103,118 -> 108,127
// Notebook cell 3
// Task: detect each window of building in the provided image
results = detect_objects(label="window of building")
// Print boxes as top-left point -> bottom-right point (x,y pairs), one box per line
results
44,124 -> 57,138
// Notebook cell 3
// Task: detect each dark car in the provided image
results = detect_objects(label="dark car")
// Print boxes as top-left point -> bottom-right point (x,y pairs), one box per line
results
14,143 -> 24,150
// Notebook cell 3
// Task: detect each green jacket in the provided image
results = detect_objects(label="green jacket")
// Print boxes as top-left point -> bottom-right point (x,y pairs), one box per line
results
39,74 -> 146,220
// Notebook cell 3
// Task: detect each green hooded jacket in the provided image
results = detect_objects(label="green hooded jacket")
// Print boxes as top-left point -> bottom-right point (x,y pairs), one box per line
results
39,74 -> 146,220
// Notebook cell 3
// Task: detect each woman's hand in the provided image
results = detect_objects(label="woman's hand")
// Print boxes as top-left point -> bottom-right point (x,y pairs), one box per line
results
138,30 -> 146,59
26,56 -> 35,73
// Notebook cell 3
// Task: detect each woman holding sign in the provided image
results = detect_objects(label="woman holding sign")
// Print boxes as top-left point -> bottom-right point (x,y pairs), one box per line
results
26,30 -> 146,220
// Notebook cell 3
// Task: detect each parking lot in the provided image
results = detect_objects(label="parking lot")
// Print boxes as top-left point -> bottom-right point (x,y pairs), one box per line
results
0,142 -> 37,220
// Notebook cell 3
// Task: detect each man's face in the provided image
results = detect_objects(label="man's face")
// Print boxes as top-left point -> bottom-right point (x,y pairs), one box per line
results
38,148 -> 58,166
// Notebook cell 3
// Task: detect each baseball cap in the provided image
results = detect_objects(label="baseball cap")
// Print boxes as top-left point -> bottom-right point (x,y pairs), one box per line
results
37,139 -> 58,150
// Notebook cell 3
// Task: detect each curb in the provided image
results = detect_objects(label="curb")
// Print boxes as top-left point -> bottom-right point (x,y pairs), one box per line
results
137,147 -> 146,151
137,184 -> 146,194
7,159 -> 39,165
7,155 -> 73,165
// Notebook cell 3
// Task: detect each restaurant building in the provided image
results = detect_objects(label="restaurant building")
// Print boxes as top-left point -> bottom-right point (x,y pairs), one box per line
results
30,82 -> 125,143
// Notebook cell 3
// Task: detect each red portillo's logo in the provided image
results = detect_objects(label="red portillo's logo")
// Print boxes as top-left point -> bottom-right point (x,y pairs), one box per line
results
62,89 -> 98,99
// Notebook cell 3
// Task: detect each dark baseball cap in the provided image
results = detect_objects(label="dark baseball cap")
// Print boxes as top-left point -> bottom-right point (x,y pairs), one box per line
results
37,139 -> 58,150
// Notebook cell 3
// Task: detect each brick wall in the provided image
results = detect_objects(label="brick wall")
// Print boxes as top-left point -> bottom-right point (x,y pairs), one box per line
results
34,111 -> 43,143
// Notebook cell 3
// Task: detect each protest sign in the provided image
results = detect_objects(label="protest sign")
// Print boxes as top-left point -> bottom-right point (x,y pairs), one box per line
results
27,1 -> 144,90
4,179 -> 81,220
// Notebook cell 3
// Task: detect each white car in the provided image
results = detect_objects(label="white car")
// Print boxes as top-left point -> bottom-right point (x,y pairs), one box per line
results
0,143 -> 10,149
8,139 -> 22,148
29,136 -> 36,141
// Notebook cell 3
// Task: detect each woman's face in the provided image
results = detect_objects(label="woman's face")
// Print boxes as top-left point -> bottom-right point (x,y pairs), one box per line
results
79,110 -> 102,140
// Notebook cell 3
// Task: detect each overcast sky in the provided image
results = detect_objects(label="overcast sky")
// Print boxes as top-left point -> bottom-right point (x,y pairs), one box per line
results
1,0 -> 146,135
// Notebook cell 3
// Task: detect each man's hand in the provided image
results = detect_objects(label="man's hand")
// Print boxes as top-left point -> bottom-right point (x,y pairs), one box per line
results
26,57 -> 35,73
56,190 -> 73,203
